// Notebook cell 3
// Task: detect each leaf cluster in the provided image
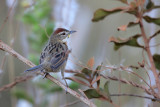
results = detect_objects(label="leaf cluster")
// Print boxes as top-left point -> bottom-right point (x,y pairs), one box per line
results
92,0 -> 160,70
66,58 -> 112,101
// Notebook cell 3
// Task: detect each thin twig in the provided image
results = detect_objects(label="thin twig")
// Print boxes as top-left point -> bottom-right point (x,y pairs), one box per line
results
149,29 -> 160,41
0,40 -> 96,107
142,49 -> 152,87
0,0 -> 17,34
100,74 -> 152,95
110,93 -> 160,101
139,13 -> 160,97
149,43 -> 160,48
102,65 -> 153,92
0,70 -> 76,92
38,24 -> 49,38
60,100 -> 80,107
0,75 -> 33,92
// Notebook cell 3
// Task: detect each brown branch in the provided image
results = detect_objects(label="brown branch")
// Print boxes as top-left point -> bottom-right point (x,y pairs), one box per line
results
110,93 -> 160,101
0,75 -> 32,92
60,100 -> 80,107
0,40 -> 96,107
102,65 -> 154,93
139,14 -> 160,97
0,70 -> 77,92
0,0 -> 17,34
100,74 -> 153,95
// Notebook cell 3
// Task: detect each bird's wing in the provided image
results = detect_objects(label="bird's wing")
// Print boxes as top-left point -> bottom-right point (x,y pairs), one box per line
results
40,43 -> 57,64
50,52 -> 68,70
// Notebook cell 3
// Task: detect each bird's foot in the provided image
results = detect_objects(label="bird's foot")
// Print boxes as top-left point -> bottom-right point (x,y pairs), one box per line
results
63,78 -> 69,94
43,72 -> 49,79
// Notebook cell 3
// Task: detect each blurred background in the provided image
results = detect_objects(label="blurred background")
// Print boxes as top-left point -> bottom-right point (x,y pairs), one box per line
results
0,0 -> 160,107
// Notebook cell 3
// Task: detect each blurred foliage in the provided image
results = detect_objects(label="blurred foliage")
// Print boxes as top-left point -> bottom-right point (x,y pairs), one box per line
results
35,79 -> 79,93
21,0 -> 54,57
12,88 -> 34,104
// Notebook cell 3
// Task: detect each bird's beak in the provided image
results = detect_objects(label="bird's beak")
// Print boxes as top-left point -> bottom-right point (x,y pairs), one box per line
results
68,30 -> 76,38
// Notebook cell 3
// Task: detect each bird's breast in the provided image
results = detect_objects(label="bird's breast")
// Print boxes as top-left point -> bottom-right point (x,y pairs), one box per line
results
39,42 -> 68,64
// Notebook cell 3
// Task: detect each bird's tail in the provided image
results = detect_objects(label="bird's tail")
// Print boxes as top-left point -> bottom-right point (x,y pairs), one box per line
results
24,64 -> 44,72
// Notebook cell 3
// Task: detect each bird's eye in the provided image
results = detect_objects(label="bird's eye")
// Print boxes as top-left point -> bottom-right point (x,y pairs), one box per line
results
62,33 -> 65,35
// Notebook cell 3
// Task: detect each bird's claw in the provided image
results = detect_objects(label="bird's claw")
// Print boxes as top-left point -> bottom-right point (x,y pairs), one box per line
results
43,72 -> 49,79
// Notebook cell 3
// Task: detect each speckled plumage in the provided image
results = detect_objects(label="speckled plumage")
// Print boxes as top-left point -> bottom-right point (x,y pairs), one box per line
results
25,28 -> 76,86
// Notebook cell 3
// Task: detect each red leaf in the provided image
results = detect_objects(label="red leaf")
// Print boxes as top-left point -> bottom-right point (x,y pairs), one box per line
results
91,76 -> 101,85
117,25 -> 127,31
87,57 -> 95,69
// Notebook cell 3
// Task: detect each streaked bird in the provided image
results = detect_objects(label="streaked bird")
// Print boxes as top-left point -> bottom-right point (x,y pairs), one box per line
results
25,28 -> 76,87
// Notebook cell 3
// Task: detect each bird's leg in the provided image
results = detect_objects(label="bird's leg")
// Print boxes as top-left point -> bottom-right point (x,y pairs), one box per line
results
43,72 -> 49,79
61,70 -> 68,94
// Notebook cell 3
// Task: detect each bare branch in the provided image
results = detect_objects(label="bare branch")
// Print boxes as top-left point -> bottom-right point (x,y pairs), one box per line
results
100,74 -> 153,95
60,100 -> 80,107
139,13 -> 160,97
0,40 -> 96,107
102,65 -> 154,92
0,75 -> 32,92
110,93 -> 160,101
0,0 -> 17,33
149,29 -> 160,41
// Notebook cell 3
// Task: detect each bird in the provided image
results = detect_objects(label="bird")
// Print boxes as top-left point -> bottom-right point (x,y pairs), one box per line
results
25,28 -> 76,87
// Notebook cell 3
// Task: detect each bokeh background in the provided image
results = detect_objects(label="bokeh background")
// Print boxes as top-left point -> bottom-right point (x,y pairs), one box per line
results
0,0 -> 160,107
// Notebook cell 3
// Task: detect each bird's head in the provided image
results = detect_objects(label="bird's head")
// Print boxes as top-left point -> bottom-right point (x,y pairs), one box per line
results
50,28 -> 76,41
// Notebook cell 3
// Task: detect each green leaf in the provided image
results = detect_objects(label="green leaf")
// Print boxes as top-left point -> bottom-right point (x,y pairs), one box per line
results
12,88 -> 34,104
68,82 -> 80,89
84,89 -> 102,99
103,81 -> 111,100
109,34 -> 143,51
93,65 -> 102,77
146,0 -> 154,9
144,0 -> 160,13
153,54 -> 160,70
81,68 -> 92,77
118,0 -> 128,4
92,8 -> 125,22
74,73 -> 88,80
143,16 -> 160,26
96,65 -> 102,71
93,64 -> 103,88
